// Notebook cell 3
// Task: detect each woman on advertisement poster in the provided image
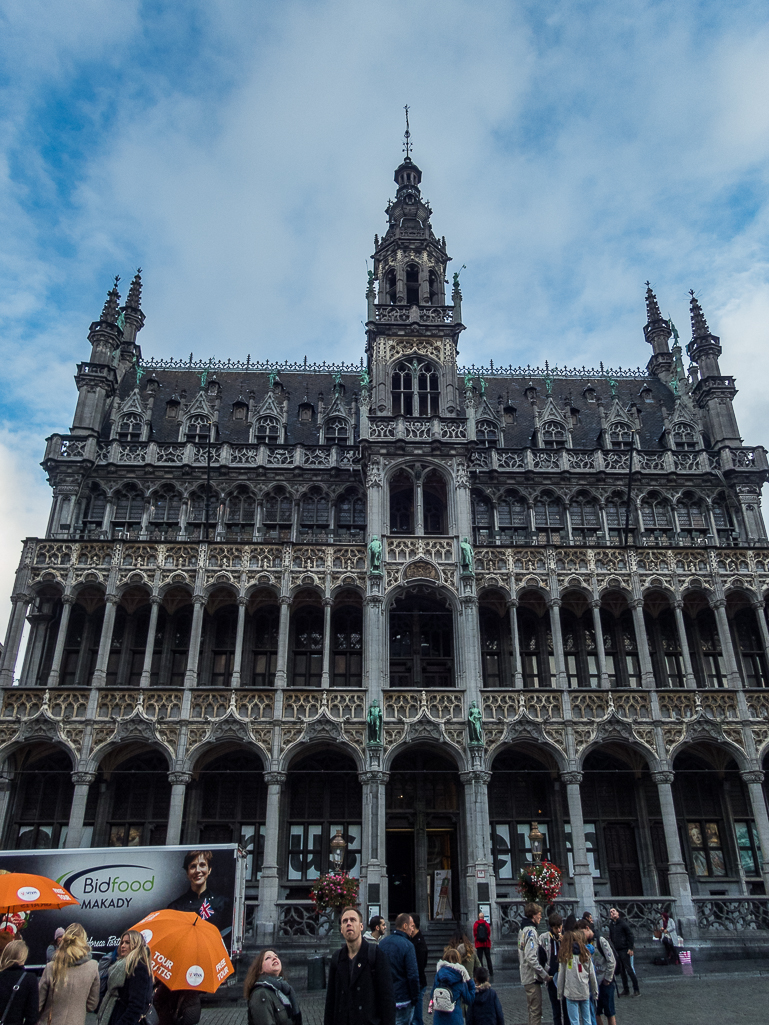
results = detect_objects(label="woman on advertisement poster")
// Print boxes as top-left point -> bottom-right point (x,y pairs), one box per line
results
166,852 -> 229,934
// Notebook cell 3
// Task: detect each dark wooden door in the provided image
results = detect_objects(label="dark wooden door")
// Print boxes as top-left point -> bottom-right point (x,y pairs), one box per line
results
387,831 -> 415,915
604,823 -> 643,896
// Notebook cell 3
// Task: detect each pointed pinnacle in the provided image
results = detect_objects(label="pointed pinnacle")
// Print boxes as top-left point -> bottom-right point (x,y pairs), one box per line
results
645,282 -> 663,324
126,268 -> 143,310
101,276 -> 121,324
689,290 -> 710,338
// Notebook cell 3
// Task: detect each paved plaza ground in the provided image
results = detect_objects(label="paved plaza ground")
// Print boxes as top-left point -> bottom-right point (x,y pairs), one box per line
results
195,957 -> 769,1025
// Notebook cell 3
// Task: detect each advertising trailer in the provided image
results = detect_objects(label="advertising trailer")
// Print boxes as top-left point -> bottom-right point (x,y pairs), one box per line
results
0,844 -> 246,968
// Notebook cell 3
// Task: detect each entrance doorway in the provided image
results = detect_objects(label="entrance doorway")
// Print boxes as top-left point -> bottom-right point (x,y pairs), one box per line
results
604,823 -> 643,895
386,749 -> 462,923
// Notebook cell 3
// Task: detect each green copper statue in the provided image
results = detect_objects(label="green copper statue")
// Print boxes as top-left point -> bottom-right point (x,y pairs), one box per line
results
367,700 -> 383,745
368,535 -> 382,574
360,367 -> 370,390
468,701 -> 483,745
460,537 -> 474,574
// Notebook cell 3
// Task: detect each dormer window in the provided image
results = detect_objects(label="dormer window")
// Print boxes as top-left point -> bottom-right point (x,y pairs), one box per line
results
525,386 -> 538,405
165,401 -> 180,420
641,387 -> 654,403
298,403 -> 314,423
570,408 -> 581,427
672,423 -> 697,451
185,416 -> 212,443
541,421 -> 566,449
609,426 -> 633,450
392,360 -> 439,416
477,420 -> 498,447
503,406 -> 516,425
232,402 -> 248,421
584,387 -> 596,403
325,417 -> 349,444
405,264 -> 420,305
117,413 -> 143,441
255,417 -> 280,444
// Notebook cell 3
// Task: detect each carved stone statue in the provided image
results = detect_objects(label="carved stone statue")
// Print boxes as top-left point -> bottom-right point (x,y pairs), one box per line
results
368,535 -> 382,573
360,367 -> 370,390
367,700 -> 383,744
468,701 -> 483,745
460,537 -> 474,574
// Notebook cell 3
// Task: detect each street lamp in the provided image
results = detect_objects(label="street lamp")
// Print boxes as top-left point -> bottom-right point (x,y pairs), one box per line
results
330,828 -> 347,871
528,822 -> 544,865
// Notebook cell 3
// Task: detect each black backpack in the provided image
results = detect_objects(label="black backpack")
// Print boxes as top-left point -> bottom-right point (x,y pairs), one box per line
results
476,921 -> 489,944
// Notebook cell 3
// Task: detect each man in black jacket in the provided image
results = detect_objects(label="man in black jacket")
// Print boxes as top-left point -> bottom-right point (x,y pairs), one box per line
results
324,906 -> 396,1025
408,914 -> 429,1025
608,907 -> 639,997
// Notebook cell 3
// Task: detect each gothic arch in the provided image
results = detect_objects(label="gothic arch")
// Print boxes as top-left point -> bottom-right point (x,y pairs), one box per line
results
383,736 -> 466,773
86,737 -> 174,776
279,738 -> 365,774
185,737 -> 269,775
577,737 -> 660,774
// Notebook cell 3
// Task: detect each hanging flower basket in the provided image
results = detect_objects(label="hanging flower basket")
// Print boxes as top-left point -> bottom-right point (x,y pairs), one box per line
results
516,861 -> 563,906
309,873 -> 360,914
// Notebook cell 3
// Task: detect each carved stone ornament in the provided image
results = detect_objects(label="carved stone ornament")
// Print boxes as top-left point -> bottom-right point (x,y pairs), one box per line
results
71,771 -> 97,787
593,711 -> 636,746
168,772 -> 193,786
403,709 -> 445,745
740,769 -> 765,785
18,710 -> 63,745
301,708 -> 344,744
365,460 -> 383,489
403,559 -> 440,581
204,708 -> 254,747
503,714 -> 546,746
264,771 -> 288,787
560,771 -> 584,785
684,715 -> 724,747
458,770 -> 492,787
358,770 -> 389,785
650,770 -> 675,786
112,710 -> 159,748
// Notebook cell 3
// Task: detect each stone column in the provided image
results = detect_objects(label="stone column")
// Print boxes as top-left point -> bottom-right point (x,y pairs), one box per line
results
591,599 -> 610,688
459,769 -> 495,921
230,597 -> 247,688
359,770 -> 389,921
274,597 -> 292,688
459,595 -> 483,703
415,475 -> 424,535
139,596 -> 162,688
752,601 -> 769,684
548,598 -> 568,689
166,772 -> 192,845
711,598 -> 742,688
673,600 -> 697,688
740,769 -> 769,894
0,774 -> 13,846
561,771 -> 596,915
64,772 -> 97,848
47,595 -> 75,687
183,595 -> 207,687
650,770 -> 696,924
630,599 -> 655,688
91,594 -> 119,687
258,771 -> 286,942
321,597 -> 333,688
507,598 -> 523,689
363,595 -> 385,703
0,594 -> 31,686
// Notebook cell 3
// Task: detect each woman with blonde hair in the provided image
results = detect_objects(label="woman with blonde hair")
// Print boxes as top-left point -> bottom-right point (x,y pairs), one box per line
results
39,924 -> 99,1025
0,940 -> 39,1025
98,932 -> 152,1025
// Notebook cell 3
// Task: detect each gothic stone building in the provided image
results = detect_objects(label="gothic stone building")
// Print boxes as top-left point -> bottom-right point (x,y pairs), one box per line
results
3,153 -> 769,943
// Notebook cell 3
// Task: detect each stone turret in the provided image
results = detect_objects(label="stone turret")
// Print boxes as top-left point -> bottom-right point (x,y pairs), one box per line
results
643,282 -> 674,380
686,291 -> 741,448
70,279 -> 122,436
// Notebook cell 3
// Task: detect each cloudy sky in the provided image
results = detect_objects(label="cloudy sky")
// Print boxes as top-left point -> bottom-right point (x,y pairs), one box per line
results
1,0 -> 769,635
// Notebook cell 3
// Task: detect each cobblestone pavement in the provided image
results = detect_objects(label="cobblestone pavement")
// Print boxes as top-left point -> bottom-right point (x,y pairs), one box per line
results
196,959 -> 769,1025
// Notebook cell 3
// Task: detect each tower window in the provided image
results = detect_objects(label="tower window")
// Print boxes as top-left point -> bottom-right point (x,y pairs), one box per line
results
406,264 -> 420,305
392,360 -> 439,416
386,269 -> 397,305
429,270 -> 440,304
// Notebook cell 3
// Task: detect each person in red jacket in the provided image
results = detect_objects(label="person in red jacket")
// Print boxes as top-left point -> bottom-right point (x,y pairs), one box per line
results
472,912 -> 493,977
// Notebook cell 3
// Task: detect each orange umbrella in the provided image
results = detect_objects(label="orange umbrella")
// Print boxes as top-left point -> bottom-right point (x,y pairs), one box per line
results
130,910 -> 234,993
0,873 -> 79,913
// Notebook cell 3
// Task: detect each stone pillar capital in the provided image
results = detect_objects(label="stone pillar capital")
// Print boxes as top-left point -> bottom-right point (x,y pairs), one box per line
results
629,597 -> 645,610
740,769 -> 765,785
192,594 -> 207,607
590,599 -> 602,610
279,595 -> 293,607
358,770 -> 390,785
548,598 -> 562,609
459,770 -> 492,786
322,597 -> 333,608
105,593 -> 119,606
11,593 -> 32,606
150,595 -> 163,606
673,599 -> 684,610
710,597 -> 727,610
560,771 -> 583,785
71,771 -> 97,787
61,594 -> 76,606
168,772 -> 193,786
264,771 -> 288,787
651,770 -> 675,786
237,596 -> 248,607
506,598 -> 519,610
752,600 -> 766,611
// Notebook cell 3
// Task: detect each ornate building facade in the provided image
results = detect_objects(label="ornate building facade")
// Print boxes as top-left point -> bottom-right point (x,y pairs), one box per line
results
2,152 -> 769,941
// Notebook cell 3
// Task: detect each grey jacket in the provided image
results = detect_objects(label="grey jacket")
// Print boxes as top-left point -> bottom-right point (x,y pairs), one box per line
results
591,936 -> 616,985
517,919 -> 549,986
556,948 -> 597,1003
39,957 -> 100,1025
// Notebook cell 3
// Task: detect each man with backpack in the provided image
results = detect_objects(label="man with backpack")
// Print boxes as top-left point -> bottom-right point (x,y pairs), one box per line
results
324,906 -> 396,1025
379,913 -> 420,1025
472,911 -> 493,977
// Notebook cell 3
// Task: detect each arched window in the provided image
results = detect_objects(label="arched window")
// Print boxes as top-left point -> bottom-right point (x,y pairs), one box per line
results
534,496 -> 564,543
601,607 -> 642,688
641,494 -> 672,538
489,750 -> 555,880
561,607 -> 599,688
185,415 -> 212,444
405,263 -> 420,305
287,752 -> 362,881
733,607 -> 768,687
541,421 -> 566,449
391,360 -> 439,416
429,269 -> 440,304
385,269 -> 397,305
332,607 -> 363,687
263,490 -> 293,540
187,489 -> 219,539
605,494 -> 635,544
117,413 -> 143,441
299,488 -> 330,541
640,387 -> 654,403
676,495 -> 708,540
517,607 -> 554,689
291,606 -> 323,688
324,417 -> 349,445
336,491 -> 366,540
204,604 -> 238,688
477,419 -> 498,447
225,489 -> 256,540
82,487 -> 107,535
712,495 -> 738,543
103,752 -> 171,848
195,752 -> 266,880
471,490 -> 494,544
646,605 -> 685,688
689,608 -> 727,687
251,605 -> 279,687
569,494 -> 601,543
479,609 -> 506,688
672,423 -> 698,451
423,471 -> 447,535
608,424 -> 632,450
498,492 -> 529,543
390,471 -> 414,534
112,488 -> 144,536
151,489 -> 182,532
255,416 -> 281,444
389,594 -> 454,688
10,750 -> 76,849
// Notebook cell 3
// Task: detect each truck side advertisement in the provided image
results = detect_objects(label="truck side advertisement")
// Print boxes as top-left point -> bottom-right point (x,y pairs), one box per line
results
0,844 -> 245,968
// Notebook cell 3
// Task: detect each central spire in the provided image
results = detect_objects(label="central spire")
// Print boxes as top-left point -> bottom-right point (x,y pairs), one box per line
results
403,104 -> 412,160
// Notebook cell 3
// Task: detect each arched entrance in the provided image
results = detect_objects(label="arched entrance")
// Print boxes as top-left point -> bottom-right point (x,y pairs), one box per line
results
386,749 -> 461,921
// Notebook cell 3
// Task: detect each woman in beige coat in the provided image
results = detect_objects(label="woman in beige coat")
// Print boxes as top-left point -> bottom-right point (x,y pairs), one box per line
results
39,924 -> 100,1025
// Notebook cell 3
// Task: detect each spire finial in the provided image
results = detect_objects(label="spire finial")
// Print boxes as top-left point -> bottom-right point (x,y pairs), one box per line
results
101,276 -> 121,324
126,267 -> 143,311
403,104 -> 411,159
644,281 -> 663,324
689,289 -> 710,338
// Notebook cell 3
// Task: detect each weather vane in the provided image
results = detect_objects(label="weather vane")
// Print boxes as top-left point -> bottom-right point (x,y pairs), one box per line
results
403,104 -> 411,158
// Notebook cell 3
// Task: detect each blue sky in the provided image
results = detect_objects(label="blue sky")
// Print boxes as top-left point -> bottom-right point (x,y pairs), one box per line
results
2,0 -> 769,633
